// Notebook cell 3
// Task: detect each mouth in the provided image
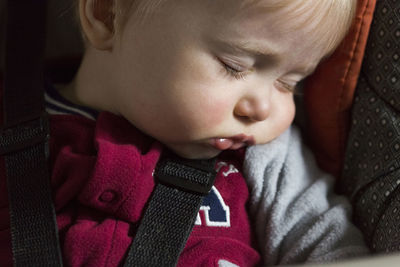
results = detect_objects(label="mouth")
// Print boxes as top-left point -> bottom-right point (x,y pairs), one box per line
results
210,134 -> 255,150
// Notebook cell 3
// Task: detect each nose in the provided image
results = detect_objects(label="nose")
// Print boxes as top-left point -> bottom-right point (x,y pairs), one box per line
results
234,93 -> 270,122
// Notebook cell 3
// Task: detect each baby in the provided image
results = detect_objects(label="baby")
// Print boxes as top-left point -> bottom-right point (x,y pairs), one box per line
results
67,0 -> 352,160
0,0 -> 369,266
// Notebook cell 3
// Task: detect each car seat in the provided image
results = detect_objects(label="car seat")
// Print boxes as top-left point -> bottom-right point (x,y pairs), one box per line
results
2,0 -> 400,265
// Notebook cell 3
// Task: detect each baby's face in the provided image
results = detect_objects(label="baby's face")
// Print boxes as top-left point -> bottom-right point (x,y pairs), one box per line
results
109,0 -> 332,159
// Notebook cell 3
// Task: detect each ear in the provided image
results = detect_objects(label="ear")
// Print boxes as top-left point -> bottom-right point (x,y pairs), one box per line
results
79,0 -> 115,50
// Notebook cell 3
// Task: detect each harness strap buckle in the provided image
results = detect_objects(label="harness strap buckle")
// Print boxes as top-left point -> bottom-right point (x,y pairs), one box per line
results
155,156 -> 217,196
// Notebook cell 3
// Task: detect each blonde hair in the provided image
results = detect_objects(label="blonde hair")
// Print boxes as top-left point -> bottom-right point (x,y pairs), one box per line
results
242,0 -> 357,55
78,0 -> 356,54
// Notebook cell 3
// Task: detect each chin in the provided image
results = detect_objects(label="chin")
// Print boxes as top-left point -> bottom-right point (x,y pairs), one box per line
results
168,145 -> 222,160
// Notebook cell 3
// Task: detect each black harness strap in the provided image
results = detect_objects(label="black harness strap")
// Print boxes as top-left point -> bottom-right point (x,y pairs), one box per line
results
124,154 -> 217,267
1,0 -> 63,266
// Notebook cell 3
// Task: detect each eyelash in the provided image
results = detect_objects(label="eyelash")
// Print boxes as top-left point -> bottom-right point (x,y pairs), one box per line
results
219,59 -> 247,80
274,80 -> 297,94
218,58 -> 298,93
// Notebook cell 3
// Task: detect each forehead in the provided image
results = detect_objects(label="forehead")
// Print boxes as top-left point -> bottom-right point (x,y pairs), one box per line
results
210,0 -> 349,63
124,0 -> 350,70
241,0 -> 327,31
245,1 -> 343,41
209,2 -> 333,54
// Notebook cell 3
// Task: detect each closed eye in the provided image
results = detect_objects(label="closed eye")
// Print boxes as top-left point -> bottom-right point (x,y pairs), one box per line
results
217,58 -> 249,80
274,79 -> 297,93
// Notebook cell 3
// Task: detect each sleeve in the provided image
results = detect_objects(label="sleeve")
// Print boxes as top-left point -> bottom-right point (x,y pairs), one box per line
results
243,126 -> 369,266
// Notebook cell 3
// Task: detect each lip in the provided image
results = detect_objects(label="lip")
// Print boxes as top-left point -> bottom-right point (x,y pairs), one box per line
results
210,134 -> 255,150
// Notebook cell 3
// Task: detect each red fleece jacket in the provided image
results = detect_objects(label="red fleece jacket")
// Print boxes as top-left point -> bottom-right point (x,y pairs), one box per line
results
0,112 -> 260,267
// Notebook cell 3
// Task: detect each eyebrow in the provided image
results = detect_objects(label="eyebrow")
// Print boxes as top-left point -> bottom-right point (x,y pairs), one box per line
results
217,38 -> 280,57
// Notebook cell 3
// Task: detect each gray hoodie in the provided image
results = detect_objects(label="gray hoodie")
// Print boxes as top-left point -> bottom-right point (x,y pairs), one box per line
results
243,126 -> 369,266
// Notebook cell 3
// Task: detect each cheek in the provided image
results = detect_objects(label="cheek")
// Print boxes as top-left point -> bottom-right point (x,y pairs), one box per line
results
168,54 -> 233,132
182,93 -> 230,131
269,95 -> 296,137
278,97 -> 296,130
203,100 -> 230,128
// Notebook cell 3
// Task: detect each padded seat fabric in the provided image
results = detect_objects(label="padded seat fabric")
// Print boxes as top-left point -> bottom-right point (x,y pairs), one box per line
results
340,0 -> 400,252
304,0 -> 377,178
